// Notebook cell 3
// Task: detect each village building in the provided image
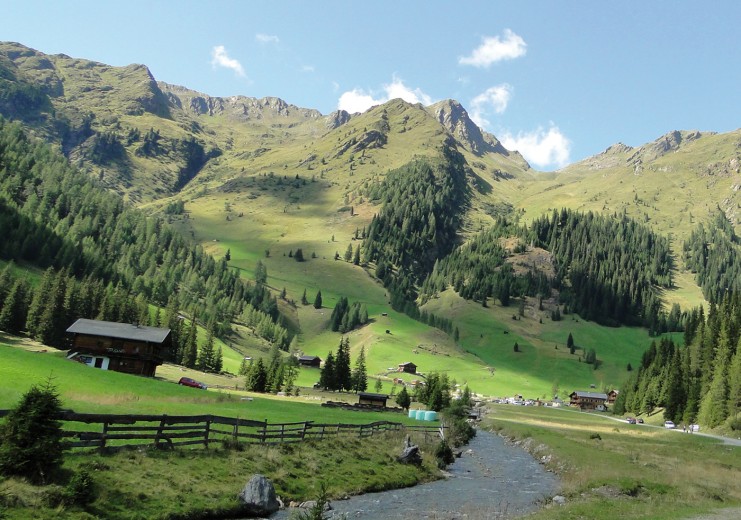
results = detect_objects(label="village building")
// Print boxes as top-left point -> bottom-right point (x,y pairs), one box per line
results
569,390 -> 609,411
298,355 -> 321,367
357,392 -> 389,408
66,318 -> 171,377
398,361 -> 417,374
607,389 -> 619,404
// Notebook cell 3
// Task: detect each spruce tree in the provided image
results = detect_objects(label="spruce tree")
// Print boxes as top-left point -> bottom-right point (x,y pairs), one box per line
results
183,318 -> 198,368
0,279 -> 29,334
301,289 -> 309,306
0,380 -> 64,484
335,337 -> 352,392
197,325 -> 216,372
352,346 -> 368,393
396,386 -> 411,410
314,290 -> 323,309
319,351 -> 336,390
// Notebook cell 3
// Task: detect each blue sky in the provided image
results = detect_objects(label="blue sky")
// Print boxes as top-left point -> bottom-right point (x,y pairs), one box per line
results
3,0 -> 739,170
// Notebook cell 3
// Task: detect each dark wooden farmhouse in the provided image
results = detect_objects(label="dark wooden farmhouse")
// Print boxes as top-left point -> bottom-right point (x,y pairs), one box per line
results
298,355 -> 321,367
398,361 -> 417,374
66,318 -> 171,377
569,391 -> 608,411
357,392 -> 389,408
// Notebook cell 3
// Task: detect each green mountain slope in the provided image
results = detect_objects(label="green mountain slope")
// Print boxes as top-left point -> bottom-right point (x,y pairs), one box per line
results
2,41 -> 740,399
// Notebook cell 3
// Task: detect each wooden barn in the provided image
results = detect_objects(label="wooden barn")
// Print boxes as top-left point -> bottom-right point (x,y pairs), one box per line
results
298,355 -> 321,367
398,361 -> 417,374
66,318 -> 171,377
357,392 -> 389,408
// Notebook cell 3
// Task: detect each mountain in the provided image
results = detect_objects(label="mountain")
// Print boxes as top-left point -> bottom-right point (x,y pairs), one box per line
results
2,41 -> 741,399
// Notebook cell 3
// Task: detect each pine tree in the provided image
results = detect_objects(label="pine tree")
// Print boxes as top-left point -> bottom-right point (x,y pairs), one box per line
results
314,290 -> 323,309
255,260 -> 267,284
248,358 -> 268,392
319,351 -> 336,390
353,245 -> 360,265
301,289 -> 309,306
567,333 -> 575,353
344,244 -> 353,262
334,337 -> 352,391
214,345 -> 223,373
0,279 -> 29,334
197,325 -> 216,372
352,346 -> 368,392
396,386 -> 411,410
183,318 -> 198,368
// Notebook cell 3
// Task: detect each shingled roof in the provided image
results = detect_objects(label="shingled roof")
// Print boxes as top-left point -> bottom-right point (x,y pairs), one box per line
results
66,318 -> 170,344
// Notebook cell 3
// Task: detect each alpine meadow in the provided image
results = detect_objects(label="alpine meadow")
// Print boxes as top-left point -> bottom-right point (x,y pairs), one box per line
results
0,39 -> 740,520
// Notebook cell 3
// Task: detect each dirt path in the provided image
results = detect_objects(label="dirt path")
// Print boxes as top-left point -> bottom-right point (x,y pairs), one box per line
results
680,507 -> 741,520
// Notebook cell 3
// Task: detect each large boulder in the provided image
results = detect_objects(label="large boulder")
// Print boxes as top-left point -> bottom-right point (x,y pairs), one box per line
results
238,474 -> 281,516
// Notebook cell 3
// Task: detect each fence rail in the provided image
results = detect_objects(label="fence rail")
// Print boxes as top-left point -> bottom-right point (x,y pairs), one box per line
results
0,410 -> 444,451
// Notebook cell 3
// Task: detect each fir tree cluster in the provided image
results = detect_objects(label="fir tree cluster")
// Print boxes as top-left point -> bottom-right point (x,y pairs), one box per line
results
318,337 -> 367,393
683,209 -> 741,303
614,293 -> 741,429
329,297 -> 369,333
243,345 -> 299,394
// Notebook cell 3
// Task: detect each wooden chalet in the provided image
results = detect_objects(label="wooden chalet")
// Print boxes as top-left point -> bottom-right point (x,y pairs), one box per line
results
569,391 -> 609,411
398,361 -> 417,374
357,392 -> 389,408
607,389 -> 619,404
66,318 -> 171,377
298,355 -> 321,367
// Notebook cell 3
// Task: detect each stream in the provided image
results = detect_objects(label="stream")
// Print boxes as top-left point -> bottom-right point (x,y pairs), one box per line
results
269,429 -> 560,519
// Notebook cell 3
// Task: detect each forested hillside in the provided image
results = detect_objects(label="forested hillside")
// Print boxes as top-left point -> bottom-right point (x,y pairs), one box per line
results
0,118 -> 282,355
684,209 -> 741,303
363,146 -> 469,306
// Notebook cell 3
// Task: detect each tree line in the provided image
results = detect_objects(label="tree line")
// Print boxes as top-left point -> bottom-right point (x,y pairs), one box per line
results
614,292 -> 741,430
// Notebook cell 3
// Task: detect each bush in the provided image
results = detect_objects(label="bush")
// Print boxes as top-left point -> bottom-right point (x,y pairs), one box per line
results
0,381 -> 64,484
64,468 -> 96,506
589,432 -> 602,440
434,440 -> 455,469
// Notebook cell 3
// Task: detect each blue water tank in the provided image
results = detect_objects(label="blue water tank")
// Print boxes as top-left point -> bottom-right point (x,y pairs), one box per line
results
424,411 -> 438,421
415,410 -> 427,420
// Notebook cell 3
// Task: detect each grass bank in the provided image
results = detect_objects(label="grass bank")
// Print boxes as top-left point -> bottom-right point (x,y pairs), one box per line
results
485,405 -> 741,519
0,430 -> 440,520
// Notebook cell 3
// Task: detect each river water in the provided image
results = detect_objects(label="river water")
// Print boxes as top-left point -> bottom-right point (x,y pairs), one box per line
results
270,429 -> 559,519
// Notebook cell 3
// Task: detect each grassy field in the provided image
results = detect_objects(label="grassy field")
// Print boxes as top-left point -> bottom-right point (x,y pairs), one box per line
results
485,404 -> 741,520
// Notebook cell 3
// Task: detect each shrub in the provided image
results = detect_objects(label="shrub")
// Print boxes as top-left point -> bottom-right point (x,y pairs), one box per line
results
64,468 -> 96,506
434,440 -> 455,469
589,432 -> 602,440
0,380 -> 64,484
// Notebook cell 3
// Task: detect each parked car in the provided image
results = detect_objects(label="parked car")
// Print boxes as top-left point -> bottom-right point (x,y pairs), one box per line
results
626,417 -> 636,424
637,418 -> 644,424
178,377 -> 207,389
664,420 -> 676,429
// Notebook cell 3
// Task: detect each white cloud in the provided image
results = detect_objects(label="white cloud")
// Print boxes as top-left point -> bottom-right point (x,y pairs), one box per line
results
255,33 -> 279,44
501,125 -> 571,169
337,76 -> 433,113
459,29 -> 527,67
210,45 -> 245,77
469,84 -> 513,128
301,65 -> 315,73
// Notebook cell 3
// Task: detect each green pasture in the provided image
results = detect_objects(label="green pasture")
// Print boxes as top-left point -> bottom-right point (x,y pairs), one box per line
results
0,343 -> 420,426
425,291 -> 651,397
486,404 -> 741,519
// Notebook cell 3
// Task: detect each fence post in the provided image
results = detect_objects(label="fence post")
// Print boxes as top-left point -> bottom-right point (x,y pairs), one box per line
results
155,415 -> 167,448
101,421 -> 109,450
301,421 -> 309,440
204,419 -> 211,449
261,421 -> 267,443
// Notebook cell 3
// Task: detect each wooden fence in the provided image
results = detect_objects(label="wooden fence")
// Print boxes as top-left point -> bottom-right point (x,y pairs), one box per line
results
0,410 -> 445,451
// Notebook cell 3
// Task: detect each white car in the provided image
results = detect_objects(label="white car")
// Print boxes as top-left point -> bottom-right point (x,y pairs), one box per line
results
664,421 -> 676,429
